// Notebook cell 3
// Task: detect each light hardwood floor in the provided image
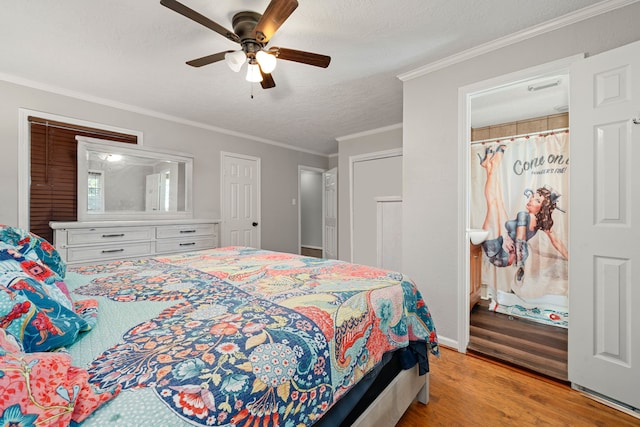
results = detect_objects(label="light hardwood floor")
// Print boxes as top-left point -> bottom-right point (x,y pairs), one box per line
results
396,347 -> 640,426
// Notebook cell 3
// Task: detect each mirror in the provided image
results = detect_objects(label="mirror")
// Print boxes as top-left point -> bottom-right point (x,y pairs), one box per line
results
76,136 -> 193,221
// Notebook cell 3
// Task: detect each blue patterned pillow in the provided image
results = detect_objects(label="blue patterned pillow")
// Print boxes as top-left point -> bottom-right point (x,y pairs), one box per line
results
0,248 -> 88,352
0,286 -> 34,352
0,225 -> 66,278
0,241 -> 72,310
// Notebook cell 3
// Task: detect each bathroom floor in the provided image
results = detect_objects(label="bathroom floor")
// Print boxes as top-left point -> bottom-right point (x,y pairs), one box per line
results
300,247 -> 323,258
468,299 -> 568,382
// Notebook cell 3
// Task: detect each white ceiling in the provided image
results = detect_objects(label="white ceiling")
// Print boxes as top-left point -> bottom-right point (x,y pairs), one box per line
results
1,0 -> 606,155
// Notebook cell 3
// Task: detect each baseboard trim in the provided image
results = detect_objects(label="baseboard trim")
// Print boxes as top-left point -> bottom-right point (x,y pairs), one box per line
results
435,336 -> 458,351
573,384 -> 640,419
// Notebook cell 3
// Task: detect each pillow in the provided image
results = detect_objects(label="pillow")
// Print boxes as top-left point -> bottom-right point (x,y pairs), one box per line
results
7,276 -> 89,352
0,329 -> 121,425
0,249 -> 90,352
74,298 -> 99,331
0,287 -> 34,352
0,243 -> 73,310
0,224 -> 66,278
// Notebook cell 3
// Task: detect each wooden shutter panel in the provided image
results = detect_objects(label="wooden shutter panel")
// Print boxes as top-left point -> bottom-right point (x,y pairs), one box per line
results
29,118 -> 137,243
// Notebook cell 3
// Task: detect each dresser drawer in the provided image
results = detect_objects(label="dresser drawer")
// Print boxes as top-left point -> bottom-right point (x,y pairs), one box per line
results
156,223 -> 217,239
155,237 -> 217,254
66,242 -> 153,263
67,227 -> 153,245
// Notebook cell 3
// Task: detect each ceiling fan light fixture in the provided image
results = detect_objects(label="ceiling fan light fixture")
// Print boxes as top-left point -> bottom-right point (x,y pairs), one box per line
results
246,63 -> 263,83
256,50 -> 277,73
225,50 -> 246,72
162,0 -> 331,90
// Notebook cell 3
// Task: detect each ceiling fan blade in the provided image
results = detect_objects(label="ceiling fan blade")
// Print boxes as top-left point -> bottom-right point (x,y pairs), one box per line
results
259,67 -> 276,89
269,47 -> 331,68
160,0 -> 240,44
254,0 -> 298,43
186,51 -> 234,67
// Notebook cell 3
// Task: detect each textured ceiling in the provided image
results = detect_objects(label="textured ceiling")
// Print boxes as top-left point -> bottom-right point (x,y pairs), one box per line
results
0,0 -> 609,155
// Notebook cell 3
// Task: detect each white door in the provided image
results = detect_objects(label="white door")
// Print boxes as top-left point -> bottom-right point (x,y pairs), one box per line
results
221,152 -> 260,248
376,198 -> 402,271
323,167 -> 337,259
569,40 -> 640,410
145,173 -> 161,211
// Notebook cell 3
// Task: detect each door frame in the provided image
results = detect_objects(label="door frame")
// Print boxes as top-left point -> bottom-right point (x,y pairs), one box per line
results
456,54 -> 582,353
297,165 -> 326,255
220,151 -> 261,248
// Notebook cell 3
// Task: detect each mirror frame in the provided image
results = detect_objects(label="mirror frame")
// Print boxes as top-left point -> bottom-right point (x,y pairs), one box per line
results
76,136 -> 193,221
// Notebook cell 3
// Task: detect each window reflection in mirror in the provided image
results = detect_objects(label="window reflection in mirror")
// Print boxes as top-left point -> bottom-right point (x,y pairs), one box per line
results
87,170 -> 104,212
76,136 -> 193,221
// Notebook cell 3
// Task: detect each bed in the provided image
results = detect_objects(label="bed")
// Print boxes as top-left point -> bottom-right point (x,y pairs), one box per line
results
0,226 -> 439,427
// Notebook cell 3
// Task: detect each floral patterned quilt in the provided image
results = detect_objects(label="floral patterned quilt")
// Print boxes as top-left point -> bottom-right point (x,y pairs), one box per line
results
67,247 -> 439,426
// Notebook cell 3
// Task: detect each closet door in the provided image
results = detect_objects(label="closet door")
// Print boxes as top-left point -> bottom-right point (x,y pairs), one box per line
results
352,154 -> 402,266
569,40 -> 640,410
376,197 -> 402,272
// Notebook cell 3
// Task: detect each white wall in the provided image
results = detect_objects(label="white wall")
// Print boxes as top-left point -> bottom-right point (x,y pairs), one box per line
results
337,124 -> 402,261
300,170 -> 323,248
0,80 -> 328,254
402,2 -> 640,345
327,155 -> 338,170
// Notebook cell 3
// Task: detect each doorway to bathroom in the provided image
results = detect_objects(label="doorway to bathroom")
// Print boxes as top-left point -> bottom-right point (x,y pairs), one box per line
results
462,58 -> 576,381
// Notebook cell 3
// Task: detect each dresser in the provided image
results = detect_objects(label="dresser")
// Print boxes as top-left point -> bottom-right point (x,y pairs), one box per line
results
50,219 -> 219,265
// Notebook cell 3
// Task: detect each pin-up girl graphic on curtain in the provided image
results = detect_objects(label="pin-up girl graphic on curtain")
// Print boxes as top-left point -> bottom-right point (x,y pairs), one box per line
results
478,144 -> 568,282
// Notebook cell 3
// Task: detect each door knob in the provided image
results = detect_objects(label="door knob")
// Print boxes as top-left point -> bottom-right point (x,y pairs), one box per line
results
252,222 -> 259,227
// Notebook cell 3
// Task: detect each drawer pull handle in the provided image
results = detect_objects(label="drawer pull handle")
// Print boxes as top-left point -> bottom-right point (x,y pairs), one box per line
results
101,248 -> 125,253
180,230 -> 197,234
180,242 -> 196,246
102,233 -> 125,238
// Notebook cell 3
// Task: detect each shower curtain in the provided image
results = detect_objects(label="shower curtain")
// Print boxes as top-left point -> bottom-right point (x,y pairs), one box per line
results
470,132 -> 569,327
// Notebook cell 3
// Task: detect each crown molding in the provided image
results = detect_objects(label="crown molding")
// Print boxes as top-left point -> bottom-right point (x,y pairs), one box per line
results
336,123 -> 402,142
0,72 -> 330,158
398,0 -> 639,81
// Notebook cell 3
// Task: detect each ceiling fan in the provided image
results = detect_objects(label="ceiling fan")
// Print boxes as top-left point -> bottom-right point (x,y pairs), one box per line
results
160,0 -> 331,89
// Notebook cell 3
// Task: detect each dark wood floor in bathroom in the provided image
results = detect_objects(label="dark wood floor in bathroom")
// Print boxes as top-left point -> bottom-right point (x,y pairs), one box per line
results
467,299 -> 568,382
300,247 -> 323,258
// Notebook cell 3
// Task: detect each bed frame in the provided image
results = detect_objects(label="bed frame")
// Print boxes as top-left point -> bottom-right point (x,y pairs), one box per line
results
353,367 -> 429,426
